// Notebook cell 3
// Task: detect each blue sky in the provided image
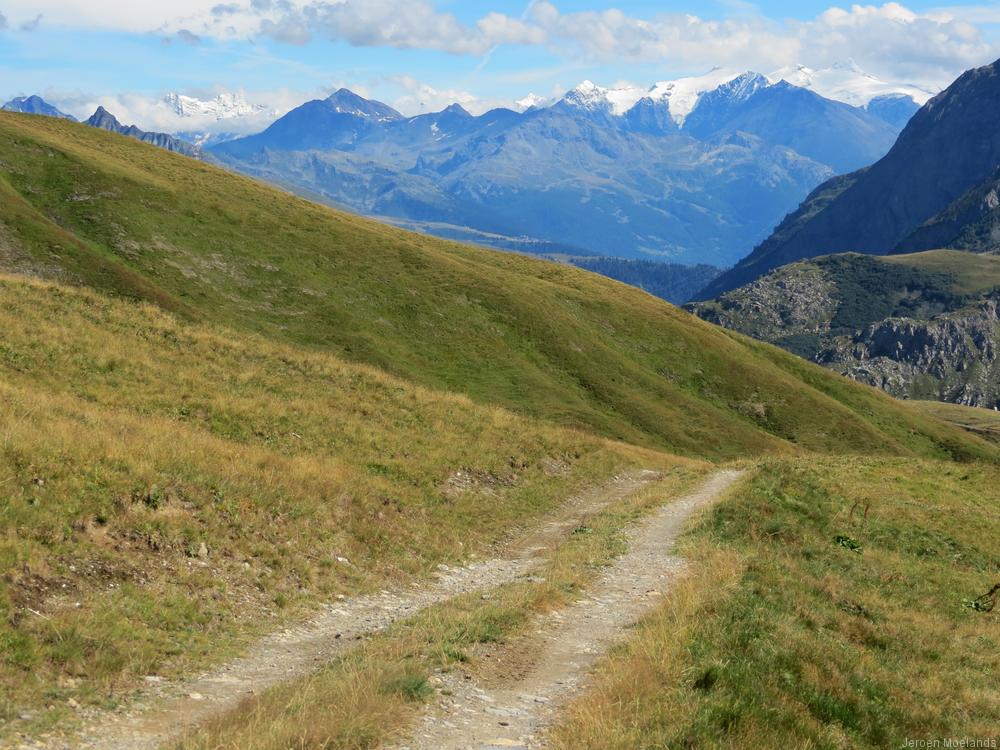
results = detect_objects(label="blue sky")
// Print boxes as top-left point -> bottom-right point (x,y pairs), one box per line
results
1,1 -> 999,127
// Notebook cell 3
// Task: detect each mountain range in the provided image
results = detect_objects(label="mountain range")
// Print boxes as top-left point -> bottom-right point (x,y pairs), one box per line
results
691,58 -> 1000,408
207,70 -> 910,267
699,59 -> 1000,299
0,64 -> 925,268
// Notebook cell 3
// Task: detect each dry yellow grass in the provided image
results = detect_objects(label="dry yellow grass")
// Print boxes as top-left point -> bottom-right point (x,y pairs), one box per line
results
0,274 -> 689,737
176,474 -> 708,750
0,111 -> 997,747
0,111 -> 994,463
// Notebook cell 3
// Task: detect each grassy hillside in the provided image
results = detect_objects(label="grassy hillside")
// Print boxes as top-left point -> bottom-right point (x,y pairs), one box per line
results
0,111 -> 991,463
0,273 -> 690,734
552,456 -> 1000,748
1,114 -> 998,748
882,249 -> 1000,295
909,400 -> 1000,443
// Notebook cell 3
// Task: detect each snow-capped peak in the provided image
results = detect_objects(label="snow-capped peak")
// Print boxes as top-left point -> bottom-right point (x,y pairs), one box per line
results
561,80 -> 610,110
717,71 -> 770,100
767,62 -> 936,107
164,90 -> 274,120
532,62 -> 935,126
645,68 -> 753,126
514,93 -> 548,112
558,69 -> 773,125
561,80 -> 646,115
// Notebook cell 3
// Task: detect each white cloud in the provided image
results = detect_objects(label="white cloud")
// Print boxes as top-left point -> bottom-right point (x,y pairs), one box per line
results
19,13 -> 42,31
3,1 -> 997,92
528,3 -> 799,69
475,12 -> 546,47
526,2 -> 995,86
0,1 -> 220,32
248,1 -> 546,54
173,28 -> 203,44
46,85 -> 321,134
796,3 -> 992,83
926,4 -> 1000,25
386,75 -> 514,115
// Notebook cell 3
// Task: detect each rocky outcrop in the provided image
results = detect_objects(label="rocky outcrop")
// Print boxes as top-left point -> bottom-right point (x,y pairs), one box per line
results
693,260 -> 837,342
688,252 -> 1000,407
85,107 -> 199,157
820,296 -> 1000,406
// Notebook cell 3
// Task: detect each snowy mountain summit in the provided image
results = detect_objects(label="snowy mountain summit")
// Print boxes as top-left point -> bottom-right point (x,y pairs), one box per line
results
558,69 -> 775,127
553,62 -> 934,129
767,60 -> 936,107
164,91 -> 275,120
514,93 -> 549,112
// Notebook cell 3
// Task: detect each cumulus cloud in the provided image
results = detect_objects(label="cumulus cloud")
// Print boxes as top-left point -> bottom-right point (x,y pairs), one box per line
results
19,13 -> 41,31
211,3 -> 241,16
385,75 -> 514,115
0,11 -> 7,30
176,28 -> 202,44
250,0 -> 544,54
930,5 -> 1000,25
145,1 -> 994,87
526,2 -> 995,85
259,13 -> 311,44
795,3 -> 992,82
529,3 -> 798,68
47,86 -> 312,135
3,1 -> 997,92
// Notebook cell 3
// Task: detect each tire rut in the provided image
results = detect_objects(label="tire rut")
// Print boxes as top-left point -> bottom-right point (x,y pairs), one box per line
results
27,470 -> 663,750
394,469 -> 744,750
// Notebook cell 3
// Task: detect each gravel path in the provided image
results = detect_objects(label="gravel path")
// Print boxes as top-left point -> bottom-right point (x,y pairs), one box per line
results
23,470 -> 663,750
395,469 -> 744,750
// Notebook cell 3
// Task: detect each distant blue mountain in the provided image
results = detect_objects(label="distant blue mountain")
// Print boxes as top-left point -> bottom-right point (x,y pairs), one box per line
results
211,73 -> 909,267
864,93 -> 921,130
219,89 -> 403,156
85,107 -> 198,157
2,95 -> 76,121
683,74 -> 897,173
697,57 -> 1000,299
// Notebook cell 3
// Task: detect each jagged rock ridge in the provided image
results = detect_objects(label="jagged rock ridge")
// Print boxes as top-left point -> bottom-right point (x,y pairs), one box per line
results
85,106 -> 199,157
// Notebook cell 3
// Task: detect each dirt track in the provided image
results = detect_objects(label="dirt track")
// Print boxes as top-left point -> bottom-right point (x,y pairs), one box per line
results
34,470 -> 667,750
394,469 -> 744,750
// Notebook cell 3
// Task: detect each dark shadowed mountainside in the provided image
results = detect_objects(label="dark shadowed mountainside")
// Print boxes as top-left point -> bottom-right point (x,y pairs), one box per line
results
698,58 -> 1000,298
